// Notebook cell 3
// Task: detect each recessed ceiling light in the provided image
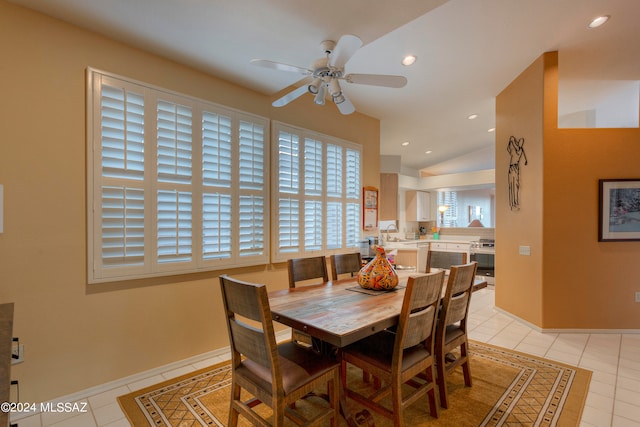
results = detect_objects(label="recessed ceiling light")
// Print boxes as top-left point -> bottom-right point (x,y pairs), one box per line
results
468,114 -> 478,120
588,15 -> 610,28
488,128 -> 495,132
401,141 -> 410,146
425,150 -> 432,154
401,55 -> 417,66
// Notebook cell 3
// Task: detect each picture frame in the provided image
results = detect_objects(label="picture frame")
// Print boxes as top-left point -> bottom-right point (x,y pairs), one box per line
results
363,187 -> 378,231
598,179 -> 640,241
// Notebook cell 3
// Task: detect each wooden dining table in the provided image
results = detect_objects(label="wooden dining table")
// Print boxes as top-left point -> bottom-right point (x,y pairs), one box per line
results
267,271 -> 487,426
268,272 -> 487,349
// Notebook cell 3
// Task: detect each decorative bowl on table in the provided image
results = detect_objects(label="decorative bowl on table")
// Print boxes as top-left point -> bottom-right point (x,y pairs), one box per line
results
357,246 -> 399,290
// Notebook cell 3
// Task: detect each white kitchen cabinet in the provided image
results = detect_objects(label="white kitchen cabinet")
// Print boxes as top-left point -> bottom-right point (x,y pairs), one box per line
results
380,173 -> 398,221
427,241 -> 471,271
430,242 -> 469,251
405,190 -> 431,222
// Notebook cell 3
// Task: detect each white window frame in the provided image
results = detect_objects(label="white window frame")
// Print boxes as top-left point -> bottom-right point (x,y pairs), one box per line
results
87,68 -> 269,284
271,121 -> 362,262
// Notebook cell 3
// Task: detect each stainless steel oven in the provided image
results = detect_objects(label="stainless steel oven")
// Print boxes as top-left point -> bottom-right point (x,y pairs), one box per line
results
470,239 -> 495,284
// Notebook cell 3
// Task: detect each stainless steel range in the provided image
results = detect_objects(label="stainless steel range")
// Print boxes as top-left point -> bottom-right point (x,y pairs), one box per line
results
470,239 -> 495,284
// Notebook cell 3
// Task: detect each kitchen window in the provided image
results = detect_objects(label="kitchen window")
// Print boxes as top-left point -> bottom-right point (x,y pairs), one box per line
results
437,191 -> 458,227
272,122 -> 362,261
87,68 -> 269,283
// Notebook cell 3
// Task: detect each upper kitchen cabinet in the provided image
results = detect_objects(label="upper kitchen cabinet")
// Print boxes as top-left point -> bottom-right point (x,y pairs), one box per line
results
379,173 -> 398,221
406,190 -> 431,222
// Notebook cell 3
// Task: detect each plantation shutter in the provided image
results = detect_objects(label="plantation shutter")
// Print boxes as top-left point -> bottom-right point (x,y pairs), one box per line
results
238,120 -> 266,257
326,202 -> 342,249
156,99 -> 193,264
277,131 -> 300,253
202,111 -> 232,260
272,122 -> 362,261
304,139 -> 323,251
99,82 -> 146,272
345,147 -> 362,247
326,144 -> 342,198
326,144 -> 342,249
88,68 -> 269,283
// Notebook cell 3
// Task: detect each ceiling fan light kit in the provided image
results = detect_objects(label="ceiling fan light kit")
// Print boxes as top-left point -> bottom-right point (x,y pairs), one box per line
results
308,77 -> 322,94
251,34 -> 407,115
314,85 -> 326,105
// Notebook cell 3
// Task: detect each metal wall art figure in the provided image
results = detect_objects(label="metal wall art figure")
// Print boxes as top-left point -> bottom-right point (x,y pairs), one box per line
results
507,136 -> 528,210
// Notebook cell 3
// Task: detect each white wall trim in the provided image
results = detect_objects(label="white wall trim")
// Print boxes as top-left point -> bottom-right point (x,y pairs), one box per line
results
493,306 -> 640,334
11,330 -> 291,422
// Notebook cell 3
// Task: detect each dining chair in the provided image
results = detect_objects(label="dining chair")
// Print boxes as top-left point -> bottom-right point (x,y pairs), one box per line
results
287,256 -> 329,288
435,261 -> 478,408
287,256 -> 329,349
341,271 -> 446,426
425,250 -> 467,273
329,252 -> 362,281
219,275 -> 340,427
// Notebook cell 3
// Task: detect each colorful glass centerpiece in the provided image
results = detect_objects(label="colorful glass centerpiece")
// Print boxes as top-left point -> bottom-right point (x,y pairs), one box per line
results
357,246 -> 399,290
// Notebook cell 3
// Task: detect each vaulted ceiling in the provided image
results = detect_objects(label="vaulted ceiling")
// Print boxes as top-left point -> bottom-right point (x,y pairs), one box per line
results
10,0 -> 640,175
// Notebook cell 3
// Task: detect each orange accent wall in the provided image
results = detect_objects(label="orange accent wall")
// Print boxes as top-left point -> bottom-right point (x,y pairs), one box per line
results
496,51 -> 640,329
495,55 -> 545,326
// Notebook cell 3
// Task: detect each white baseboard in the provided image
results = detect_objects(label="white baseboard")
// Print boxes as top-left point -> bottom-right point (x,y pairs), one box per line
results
11,329 -> 292,422
493,306 -> 640,334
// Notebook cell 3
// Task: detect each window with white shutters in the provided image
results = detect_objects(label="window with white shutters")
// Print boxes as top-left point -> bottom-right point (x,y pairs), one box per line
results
272,122 -> 362,261
437,191 -> 459,227
87,68 -> 269,283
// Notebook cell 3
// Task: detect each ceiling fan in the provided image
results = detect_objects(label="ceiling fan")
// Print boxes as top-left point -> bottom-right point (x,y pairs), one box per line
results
250,34 -> 408,115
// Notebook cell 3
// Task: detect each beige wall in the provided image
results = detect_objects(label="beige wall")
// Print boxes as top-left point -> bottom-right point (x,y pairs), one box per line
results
496,51 -> 640,329
0,1 -> 380,402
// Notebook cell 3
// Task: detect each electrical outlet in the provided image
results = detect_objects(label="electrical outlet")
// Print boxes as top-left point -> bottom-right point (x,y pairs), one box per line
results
519,245 -> 531,256
636,292 -> 640,303
11,343 -> 24,364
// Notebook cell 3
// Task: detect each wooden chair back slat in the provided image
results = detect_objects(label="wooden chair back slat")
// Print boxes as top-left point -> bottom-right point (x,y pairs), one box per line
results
287,256 -> 329,288
395,270 -> 445,358
426,250 -> 468,273
445,294 -> 469,326
400,272 -> 444,349
330,252 -> 362,280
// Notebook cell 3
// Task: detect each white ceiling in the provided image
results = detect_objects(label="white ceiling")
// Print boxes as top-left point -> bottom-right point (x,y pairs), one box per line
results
10,0 -> 640,175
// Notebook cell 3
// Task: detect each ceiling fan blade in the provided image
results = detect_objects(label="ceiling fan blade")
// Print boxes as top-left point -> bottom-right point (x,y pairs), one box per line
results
335,95 -> 356,115
272,85 -> 309,107
329,34 -> 363,69
344,73 -> 408,88
250,59 -> 312,75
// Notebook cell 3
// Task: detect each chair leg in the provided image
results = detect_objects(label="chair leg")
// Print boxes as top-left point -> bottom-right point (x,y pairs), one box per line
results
228,383 -> 241,427
461,342 -> 472,387
436,352 -> 449,408
330,374 -> 340,427
341,359 -> 349,392
391,379 -> 404,427
426,366 -> 439,419
273,398 -> 285,426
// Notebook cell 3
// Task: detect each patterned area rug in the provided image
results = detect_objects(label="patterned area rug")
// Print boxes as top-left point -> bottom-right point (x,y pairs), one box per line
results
118,341 -> 591,426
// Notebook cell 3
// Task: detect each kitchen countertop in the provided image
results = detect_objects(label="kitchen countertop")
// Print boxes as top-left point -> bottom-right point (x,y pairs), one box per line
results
382,236 -> 480,250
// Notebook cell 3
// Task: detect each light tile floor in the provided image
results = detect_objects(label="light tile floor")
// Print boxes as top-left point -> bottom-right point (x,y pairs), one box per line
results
11,287 -> 640,427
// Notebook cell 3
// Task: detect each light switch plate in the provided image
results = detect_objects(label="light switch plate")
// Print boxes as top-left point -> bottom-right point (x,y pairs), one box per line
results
519,245 -> 531,256
636,292 -> 640,303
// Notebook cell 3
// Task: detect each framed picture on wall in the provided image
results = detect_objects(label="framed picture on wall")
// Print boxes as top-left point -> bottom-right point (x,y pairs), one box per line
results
598,179 -> 640,241
363,187 -> 378,230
